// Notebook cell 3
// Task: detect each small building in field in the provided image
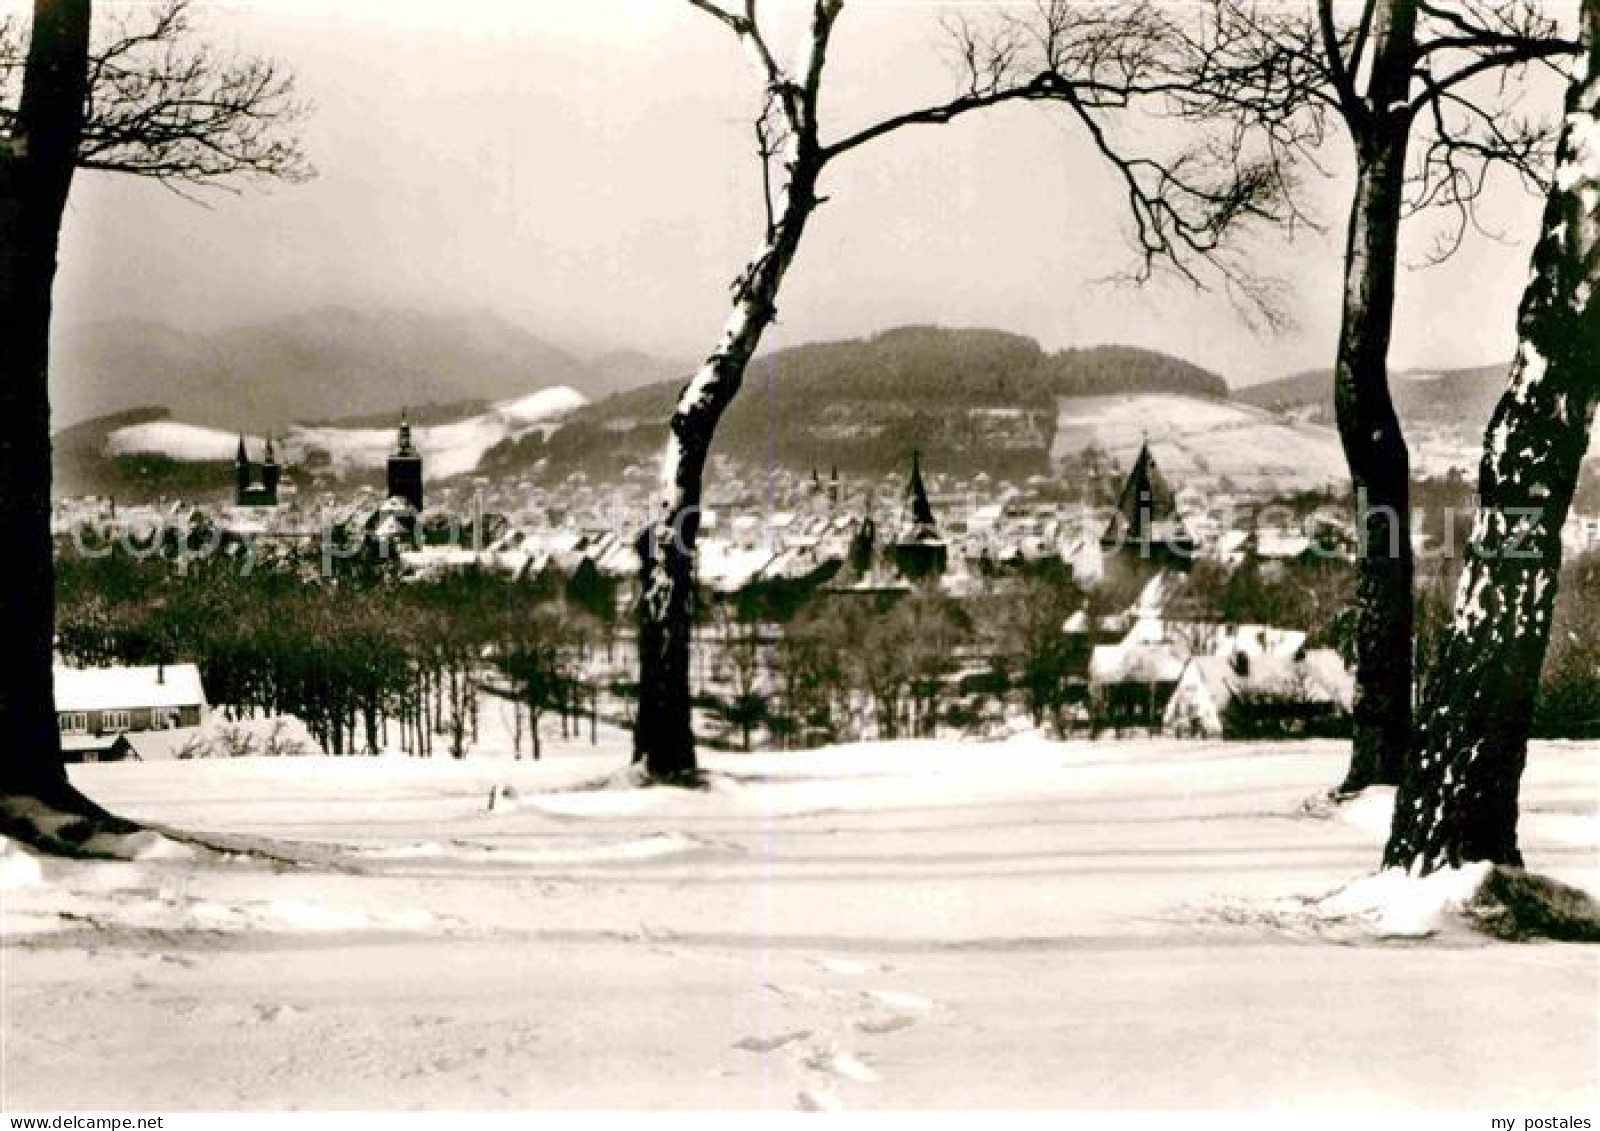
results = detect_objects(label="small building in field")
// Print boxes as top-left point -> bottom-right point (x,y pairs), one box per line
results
54,664 -> 208,762
1164,648 -> 1354,739
60,732 -> 137,764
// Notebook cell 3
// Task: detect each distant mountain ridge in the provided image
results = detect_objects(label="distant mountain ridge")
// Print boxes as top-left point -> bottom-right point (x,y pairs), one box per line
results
49,307 -> 682,433
1236,362 -> 1512,435
55,324 -> 1240,498
546,326 -> 1231,481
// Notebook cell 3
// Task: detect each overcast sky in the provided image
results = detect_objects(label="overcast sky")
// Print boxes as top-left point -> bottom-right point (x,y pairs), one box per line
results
38,0 -> 1570,384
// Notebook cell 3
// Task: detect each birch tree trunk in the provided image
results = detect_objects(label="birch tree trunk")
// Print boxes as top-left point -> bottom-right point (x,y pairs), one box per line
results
0,0 -> 91,802
634,154 -> 820,781
1385,8 -> 1600,873
1332,0 -> 1420,795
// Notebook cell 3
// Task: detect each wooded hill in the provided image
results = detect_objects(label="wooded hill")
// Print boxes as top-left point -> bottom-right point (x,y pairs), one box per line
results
519,326 -> 1229,481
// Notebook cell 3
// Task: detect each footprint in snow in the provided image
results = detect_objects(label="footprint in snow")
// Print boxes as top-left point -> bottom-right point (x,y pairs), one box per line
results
731,1028 -> 812,1054
796,1085 -> 842,1112
814,956 -> 892,976
802,1044 -> 879,1083
862,989 -> 935,1013
252,1002 -> 304,1024
817,957 -> 869,976
854,1013 -> 917,1035
764,981 -> 823,1000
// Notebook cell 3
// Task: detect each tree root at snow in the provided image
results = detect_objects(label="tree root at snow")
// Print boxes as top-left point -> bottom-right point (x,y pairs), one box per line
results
604,762 -> 706,791
0,787 -> 333,871
141,824 -> 354,872
0,784 -> 144,859
636,767 -> 707,790
1465,867 -> 1600,943
1188,863 -> 1600,944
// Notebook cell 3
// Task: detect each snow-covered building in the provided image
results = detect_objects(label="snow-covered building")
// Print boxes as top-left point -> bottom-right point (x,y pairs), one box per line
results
55,664 -> 208,762
1082,564 -> 1346,737
1212,527 -> 1324,571
1087,640 -> 1189,732
1120,617 -> 1308,659
1164,649 -> 1354,739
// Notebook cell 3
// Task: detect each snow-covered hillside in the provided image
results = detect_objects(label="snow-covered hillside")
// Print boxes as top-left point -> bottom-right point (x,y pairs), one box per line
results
105,385 -> 589,482
2,737 -> 1595,1110
103,420 -> 255,463
1053,394 -> 1353,490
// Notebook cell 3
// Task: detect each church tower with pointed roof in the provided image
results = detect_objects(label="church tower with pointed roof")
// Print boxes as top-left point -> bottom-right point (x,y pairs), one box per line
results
234,435 -> 251,500
893,449 -> 947,581
233,435 -> 280,507
261,434 -> 280,500
386,410 -> 424,513
1099,439 -> 1195,568
902,450 -> 937,534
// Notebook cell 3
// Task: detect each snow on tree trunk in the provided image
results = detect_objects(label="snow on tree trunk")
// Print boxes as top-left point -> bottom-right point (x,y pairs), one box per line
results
0,0 -> 91,801
633,152 -> 820,782
1385,12 -> 1600,874
1332,1 -> 1421,796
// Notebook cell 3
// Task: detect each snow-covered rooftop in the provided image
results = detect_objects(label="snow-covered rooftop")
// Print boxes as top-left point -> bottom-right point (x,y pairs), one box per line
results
54,664 -> 207,712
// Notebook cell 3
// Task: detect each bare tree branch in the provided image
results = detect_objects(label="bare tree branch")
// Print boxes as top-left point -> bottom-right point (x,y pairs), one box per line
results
1159,0 -> 1576,272
2,0 -> 310,189
1345,0 -> 1380,86
1318,0 -> 1369,127
819,1 -> 1298,328
1413,39 -> 1580,109
683,0 -> 744,38
685,0 -> 807,133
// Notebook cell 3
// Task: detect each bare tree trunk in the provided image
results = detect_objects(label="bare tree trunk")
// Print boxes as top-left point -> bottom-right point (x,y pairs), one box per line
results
1385,21 -> 1599,873
1333,0 -> 1419,795
0,0 -> 91,804
633,155 -> 819,782
637,0 -> 1272,780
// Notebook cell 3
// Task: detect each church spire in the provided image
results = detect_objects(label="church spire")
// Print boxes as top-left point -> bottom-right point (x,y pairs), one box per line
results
892,450 -> 947,581
1101,438 -> 1193,555
905,449 -> 936,531
395,408 -> 415,456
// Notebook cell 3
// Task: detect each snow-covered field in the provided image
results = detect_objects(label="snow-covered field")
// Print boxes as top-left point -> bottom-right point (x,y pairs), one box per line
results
1053,395 -> 1357,490
3,737 -> 1597,1111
